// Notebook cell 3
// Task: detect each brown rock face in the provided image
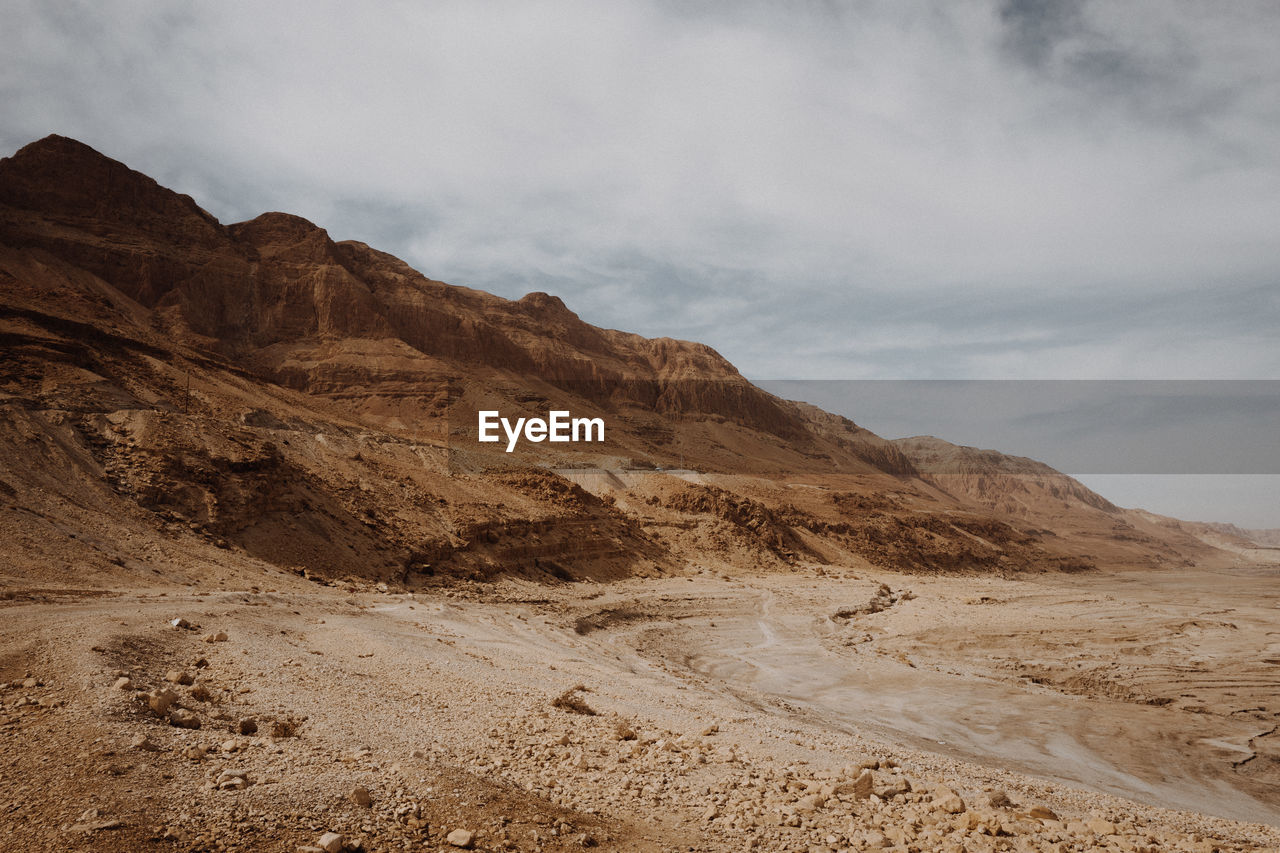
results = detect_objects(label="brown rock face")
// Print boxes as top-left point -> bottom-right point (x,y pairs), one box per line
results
0,135 -> 822,446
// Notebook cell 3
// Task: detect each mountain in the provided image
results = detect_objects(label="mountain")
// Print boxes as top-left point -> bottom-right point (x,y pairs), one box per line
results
0,135 -> 1235,588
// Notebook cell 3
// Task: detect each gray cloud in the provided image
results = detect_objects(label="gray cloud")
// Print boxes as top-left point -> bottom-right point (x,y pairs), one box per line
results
4,1 -> 1278,380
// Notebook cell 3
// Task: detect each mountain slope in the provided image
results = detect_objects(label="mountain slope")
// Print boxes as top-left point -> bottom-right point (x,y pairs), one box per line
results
0,135 -> 1235,587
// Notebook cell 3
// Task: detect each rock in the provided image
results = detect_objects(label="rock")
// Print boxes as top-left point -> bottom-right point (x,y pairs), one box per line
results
1029,806 -> 1059,822
702,804 -> 719,821
884,825 -> 914,846
987,790 -> 1015,809
350,785 -> 372,806
168,708 -> 201,729
184,745 -> 206,760
165,670 -> 194,686
269,720 -> 296,738
874,774 -> 911,799
203,630 -> 229,643
933,787 -> 966,814
148,689 -> 178,716
1087,817 -> 1118,836
21,677 -> 37,688
236,718 -> 258,735
701,723 -> 719,736
189,683 -> 212,702
317,832 -> 344,853
446,828 -> 475,848
835,768 -> 874,799
170,618 -> 189,629
113,676 -> 132,690
795,793 -> 825,813
130,734 -> 161,751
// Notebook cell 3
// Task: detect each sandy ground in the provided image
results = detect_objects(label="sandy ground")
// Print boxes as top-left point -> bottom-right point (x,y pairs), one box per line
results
2,563 -> 1279,852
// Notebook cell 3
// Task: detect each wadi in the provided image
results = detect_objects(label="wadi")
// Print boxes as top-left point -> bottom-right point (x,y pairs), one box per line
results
1,135 -> 1278,852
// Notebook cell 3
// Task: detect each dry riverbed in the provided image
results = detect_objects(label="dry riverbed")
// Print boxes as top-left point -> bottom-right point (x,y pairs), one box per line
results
1,563 -> 1278,852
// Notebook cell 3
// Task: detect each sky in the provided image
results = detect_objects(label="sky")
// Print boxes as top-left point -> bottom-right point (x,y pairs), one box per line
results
3,0 -> 1278,524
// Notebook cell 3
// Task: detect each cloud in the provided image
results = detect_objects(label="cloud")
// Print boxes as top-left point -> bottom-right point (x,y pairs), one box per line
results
3,0 -> 1280,381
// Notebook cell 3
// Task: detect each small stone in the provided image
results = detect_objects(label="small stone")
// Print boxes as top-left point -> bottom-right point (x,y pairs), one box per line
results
795,793 -> 824,813
189,683 -> 212,702
168,708 -> 201,729
113,677 -> 132,690
874,774 -> 911,799
165,670 -> 194,686
184,745 -> 206,760
21,678 -> 37,688
317,831 -> 344,853
835,768 -> 874,800
1087,817 -> 1118,836
987,790 -> 1015,809
410,748 -> 426,758
269,720 -> 296,738
236,718 -> 258,735
933,787 -> 966,814
350,785 -> 372,807
148,689 -> 178,716
1029,806 -> 1059,822
864,831 -> 889,848
130,734 -> 161,752
446,828 -> 475,848
217,769 -> 250,790
170,618 -> 189,629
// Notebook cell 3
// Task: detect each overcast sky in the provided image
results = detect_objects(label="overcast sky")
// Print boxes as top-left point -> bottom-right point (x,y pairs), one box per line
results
4,1 -> 1279,524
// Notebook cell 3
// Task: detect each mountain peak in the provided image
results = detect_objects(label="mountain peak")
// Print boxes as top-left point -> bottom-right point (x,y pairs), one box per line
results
518,290 -> 579,321
9,133 -> 106,162
0,134 -> 224,244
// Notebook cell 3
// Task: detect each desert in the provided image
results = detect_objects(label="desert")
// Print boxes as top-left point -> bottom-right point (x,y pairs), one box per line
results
1,133 -> 1278,853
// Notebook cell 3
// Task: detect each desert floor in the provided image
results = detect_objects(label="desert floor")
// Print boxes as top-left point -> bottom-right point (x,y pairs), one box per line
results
2,562 -> 1279,852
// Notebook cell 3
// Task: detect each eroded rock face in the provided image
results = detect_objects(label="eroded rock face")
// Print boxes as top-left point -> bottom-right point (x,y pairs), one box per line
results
0,136 -> 810,440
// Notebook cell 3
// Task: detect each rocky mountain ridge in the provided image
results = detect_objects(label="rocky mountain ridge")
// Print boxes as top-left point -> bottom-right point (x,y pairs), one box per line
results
0,135 -> 1234,588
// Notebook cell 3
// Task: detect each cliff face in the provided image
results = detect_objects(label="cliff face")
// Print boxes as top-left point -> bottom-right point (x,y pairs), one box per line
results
0,135 -> 827,451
